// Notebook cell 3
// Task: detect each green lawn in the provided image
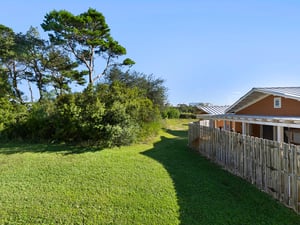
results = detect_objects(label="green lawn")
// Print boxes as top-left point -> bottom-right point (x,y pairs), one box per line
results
0,119 -> 299,224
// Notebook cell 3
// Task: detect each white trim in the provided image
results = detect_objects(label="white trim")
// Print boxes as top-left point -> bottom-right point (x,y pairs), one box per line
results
277,126 -> 284,142
209,114 -> 300,129
242,122 -> 247,135
226,88 -> 269,113
232,94 -> 268,113
225,88 -> 257,113
226,87 -> 300,113
196,114 -> 212,119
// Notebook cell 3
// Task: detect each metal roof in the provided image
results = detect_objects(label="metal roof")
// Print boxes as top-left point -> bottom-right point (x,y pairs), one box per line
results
226,87 -> 300,113
197,105 -> 229,115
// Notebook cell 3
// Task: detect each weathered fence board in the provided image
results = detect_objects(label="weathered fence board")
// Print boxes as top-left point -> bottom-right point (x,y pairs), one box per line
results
188,122 -> 300,214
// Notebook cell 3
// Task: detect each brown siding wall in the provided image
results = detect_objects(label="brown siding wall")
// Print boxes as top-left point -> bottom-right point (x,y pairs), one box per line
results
251,124 -> 261,138
237,95 -> 300,116
235,122 -> 243,133
214,120 -> 233,130
216,120 -> 224,128
230,121 -> 235,131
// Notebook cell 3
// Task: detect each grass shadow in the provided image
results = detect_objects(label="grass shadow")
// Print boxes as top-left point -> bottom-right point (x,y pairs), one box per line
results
0,141 -> 101,155
162,128 -> 186,139
142,129 -> 300,225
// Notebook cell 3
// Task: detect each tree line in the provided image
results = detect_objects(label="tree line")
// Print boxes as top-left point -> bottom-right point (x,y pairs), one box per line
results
0,8 -> 167,147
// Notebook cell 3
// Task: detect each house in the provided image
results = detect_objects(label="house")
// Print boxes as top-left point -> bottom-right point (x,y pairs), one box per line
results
195,105 -> 230,129
200,87 -> 300,144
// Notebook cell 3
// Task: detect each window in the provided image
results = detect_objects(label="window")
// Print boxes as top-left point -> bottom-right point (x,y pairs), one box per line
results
274,97 -> 281,108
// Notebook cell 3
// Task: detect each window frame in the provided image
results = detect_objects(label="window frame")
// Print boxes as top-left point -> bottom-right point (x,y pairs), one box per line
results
274,97 -> 281,109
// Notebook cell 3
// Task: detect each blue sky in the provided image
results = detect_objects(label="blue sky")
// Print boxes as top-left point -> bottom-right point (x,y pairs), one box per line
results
1,0 -> 300,105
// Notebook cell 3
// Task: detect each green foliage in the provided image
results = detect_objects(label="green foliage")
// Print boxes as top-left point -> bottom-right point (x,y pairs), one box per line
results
0,74 -> 12,97
170,104 -> 197,119
0,10 -> 165,147
0,24 -> 25,102
0,25 -> 86,102
138,121 -> 161,142
54,94 -> 82,142
18,27 -> 87,101
42,8 -> 134,84
122,58 -> 135,66
1,9 -> 135,102
176,104 -> 196,113
75,86 -> 105,142
0,98 -> 16,131
4,82 -> 161,147
162,106 -> 180,119
179,112 -> 196,119
44,47 -> 87,96
14,100 -> 55,141
0,24 -> 15,59
106,67 -> 167,109
97,82 -> 161,146
0,98 -> 28,139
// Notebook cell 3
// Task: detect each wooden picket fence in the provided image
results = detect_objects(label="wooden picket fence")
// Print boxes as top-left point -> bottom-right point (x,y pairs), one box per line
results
188,122 -> 300,214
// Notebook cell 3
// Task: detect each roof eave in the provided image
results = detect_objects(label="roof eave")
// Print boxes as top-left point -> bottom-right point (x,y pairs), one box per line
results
226,87 -> 300,114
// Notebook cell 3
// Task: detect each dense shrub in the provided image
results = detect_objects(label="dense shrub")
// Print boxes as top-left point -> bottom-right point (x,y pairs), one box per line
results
53,94 -> 82,142
0,98 -> 28,139
0,98 -> 16,132
162,107 -> 180,119
2,82 -> 162,147
24,100 -> 56,140
97,82 -> 161,146
0,11 -> 167,147
179,113 -> 196,119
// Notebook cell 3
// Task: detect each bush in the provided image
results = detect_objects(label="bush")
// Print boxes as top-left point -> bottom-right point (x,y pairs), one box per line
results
179,113 -> 196,119
2,82 -> 163,147
0,98 -> 28,140
138,121 -> 161,142
162,107 -> 180,119
7,100 -> 56,141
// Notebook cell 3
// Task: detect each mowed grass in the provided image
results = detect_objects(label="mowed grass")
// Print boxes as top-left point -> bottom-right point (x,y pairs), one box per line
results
0,119 -> 299,224
0,144 -> 179,224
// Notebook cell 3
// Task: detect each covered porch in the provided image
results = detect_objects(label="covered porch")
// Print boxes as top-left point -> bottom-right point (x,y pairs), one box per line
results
198,114 -> 300,145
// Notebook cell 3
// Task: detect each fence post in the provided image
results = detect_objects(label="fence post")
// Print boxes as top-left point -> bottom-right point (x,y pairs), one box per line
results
187,123 -> 300,214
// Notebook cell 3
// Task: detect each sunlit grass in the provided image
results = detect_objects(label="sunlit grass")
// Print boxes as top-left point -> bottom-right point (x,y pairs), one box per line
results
162,118 -> 196,131
0,119 -> 299,224
0,144 -> 180,224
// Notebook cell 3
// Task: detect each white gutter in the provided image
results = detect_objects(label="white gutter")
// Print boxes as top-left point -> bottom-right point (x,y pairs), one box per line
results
204,114 -> 300,128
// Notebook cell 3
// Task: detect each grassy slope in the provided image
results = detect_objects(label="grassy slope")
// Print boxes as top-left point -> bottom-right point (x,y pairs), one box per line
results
0,119 -> 299,224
